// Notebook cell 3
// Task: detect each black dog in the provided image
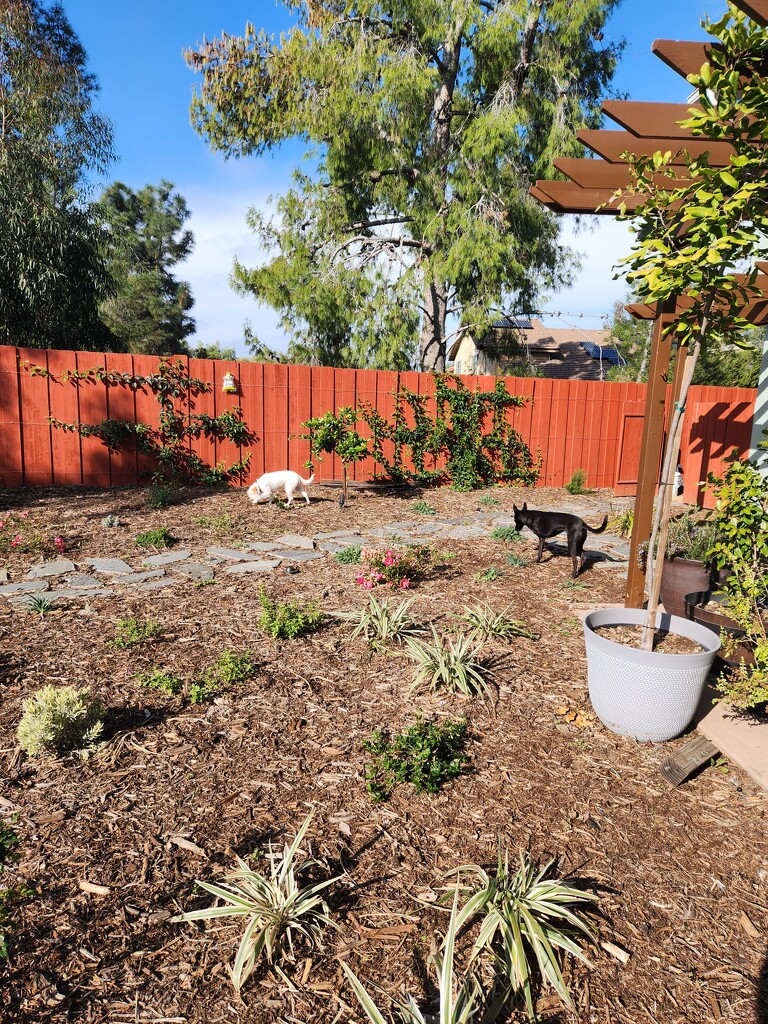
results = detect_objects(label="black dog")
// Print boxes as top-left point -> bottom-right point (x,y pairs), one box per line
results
513,502 -> 608,577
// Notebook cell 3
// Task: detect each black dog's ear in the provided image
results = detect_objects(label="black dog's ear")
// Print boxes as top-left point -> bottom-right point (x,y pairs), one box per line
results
512,503 -> 519,513
522,502 -> 528,510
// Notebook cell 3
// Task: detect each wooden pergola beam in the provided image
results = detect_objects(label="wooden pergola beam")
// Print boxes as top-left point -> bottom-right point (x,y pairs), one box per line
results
651,40 -> 716,79
553,157 -> 691,191
602,100 -> 703,138
576,129 -> 735,166
531,179 -> 647,214
732,0 -> 768,26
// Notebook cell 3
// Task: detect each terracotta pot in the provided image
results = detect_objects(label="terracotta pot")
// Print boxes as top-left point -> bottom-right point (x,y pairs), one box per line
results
685,590 -> 759,669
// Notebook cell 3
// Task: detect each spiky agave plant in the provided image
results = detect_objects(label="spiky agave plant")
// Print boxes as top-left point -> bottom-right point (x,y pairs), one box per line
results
447,849 -> 598,1021
171,811 -> 339,992
402,628 -> 491,697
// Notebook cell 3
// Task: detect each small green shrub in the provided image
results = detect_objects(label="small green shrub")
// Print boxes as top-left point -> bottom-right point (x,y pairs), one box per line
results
476,566 -> 503,582
134,668 -> 183,696
192,510 -> 234,531
134,526 -> 174,549
477,494 -> 501,507
113,617 -> 162,648
506,552 -> 530,568
258,586 -> 323,639
362,717 -> 468,801
334,545 -> 362,564
565,468 -> 588,495
412,499 -> 436,516
190,650 -> 257,703
147,484 -> 177,509
17,685 -> 104,758
356,544 -> 433,590
607,507 -> 634,539
491,526 -> 523,543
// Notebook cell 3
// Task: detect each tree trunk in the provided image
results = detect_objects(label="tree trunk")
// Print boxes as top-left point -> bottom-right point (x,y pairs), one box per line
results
420,277 -> 447,371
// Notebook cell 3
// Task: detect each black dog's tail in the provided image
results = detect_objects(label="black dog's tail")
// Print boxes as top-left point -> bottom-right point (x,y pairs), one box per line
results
586,515 -> 609,535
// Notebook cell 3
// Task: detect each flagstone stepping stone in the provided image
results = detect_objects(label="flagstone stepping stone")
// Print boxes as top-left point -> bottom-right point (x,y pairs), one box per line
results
48,588 -> 115,600
206,546 -> 263,560
129,577 -> 180,592
142,550 -> 192,567
65,573 -> 104,589
0,580 -> 50,597
313,531 -> 365,540
318,540 -> 362,553
244,541 -> 282,552
273,534 -> 315,550
0,569 -> 8,583
87,557 -> 134,574
368,527 -> 413,539
174,562 -> 215,581
411,523 -> 446,535
114,570 -> 166,585
444,524 -> 492,540
223,559 -> 282,574
26,559 -> 77,578
270,550 -> 325,562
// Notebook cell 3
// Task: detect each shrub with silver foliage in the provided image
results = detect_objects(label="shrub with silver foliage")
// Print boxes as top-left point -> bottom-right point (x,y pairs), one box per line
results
17,685 -> 105,757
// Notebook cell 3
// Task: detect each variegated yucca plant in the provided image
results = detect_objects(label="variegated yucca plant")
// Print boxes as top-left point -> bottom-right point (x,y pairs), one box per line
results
171,811 -> 339,992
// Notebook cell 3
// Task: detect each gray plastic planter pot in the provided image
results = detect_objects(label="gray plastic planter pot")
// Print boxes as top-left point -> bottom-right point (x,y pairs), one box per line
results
583,607 -> 720,743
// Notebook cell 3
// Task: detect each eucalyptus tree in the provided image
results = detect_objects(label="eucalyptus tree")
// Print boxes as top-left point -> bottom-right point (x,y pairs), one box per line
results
0,0 -> 114,347
186,0 -> 623,370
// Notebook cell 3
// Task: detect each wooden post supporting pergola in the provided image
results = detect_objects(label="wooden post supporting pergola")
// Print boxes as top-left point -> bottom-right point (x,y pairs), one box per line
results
530,0 -> 768,609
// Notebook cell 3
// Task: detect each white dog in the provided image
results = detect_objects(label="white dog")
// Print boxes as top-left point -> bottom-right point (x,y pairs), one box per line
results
247,470 -> 314,507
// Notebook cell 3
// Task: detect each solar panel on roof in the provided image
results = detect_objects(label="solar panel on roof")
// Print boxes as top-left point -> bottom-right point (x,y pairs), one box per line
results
580,341 -> 626,366
491,317 -> 533,330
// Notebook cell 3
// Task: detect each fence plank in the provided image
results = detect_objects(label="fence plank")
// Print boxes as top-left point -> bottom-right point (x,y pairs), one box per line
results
17,349 -> 54,487
46,350 -> 84,486
0,348 -> 24,488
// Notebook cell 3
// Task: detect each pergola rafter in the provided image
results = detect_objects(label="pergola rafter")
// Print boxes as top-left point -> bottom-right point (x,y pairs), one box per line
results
529,0 -> 768,608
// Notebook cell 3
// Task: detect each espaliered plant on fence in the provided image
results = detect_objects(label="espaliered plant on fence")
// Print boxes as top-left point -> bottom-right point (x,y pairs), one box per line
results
24,358 -> 255,485
360,375 -> 541,490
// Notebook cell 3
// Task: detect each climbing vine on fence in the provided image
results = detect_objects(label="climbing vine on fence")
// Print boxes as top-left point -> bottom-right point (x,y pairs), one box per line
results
359,374 -> 541,490
24,359 -> 256,485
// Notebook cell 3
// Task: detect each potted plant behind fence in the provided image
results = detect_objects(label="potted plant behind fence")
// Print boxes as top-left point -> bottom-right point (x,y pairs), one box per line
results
582,7 -> 768,742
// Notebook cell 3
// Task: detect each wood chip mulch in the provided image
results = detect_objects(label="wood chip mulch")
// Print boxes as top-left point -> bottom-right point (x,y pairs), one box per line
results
0,482 -> 766,1024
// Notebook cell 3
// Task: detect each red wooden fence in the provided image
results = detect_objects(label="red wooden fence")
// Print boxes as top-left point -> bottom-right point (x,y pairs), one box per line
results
0,347 -> 757,507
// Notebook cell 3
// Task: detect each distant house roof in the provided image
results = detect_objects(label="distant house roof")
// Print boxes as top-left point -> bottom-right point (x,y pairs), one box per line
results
448,317 -> 623,380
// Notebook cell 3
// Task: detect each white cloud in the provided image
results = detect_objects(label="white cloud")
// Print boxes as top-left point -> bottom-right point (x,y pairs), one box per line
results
178,184 -> 641,357
539,217 -> 637,329
179,184 -> 287,357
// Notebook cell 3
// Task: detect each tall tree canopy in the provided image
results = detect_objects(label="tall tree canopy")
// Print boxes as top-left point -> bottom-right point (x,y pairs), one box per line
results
95,181 -> 196,355
0,0 -> 114,347
186,0 -> 623,370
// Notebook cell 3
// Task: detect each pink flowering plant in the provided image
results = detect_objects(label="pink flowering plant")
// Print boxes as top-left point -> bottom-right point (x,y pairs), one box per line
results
356,545 -> 433,590
0,511 -> 67,556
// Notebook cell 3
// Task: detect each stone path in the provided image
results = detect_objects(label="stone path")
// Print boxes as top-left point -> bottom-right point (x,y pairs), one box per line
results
0,498 -> 632,607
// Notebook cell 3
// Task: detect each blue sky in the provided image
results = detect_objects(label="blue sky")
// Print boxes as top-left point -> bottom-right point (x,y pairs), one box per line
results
64,0 -> 717,358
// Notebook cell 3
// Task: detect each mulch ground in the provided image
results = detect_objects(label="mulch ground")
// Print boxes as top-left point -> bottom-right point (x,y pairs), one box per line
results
0,481 -> 766,1024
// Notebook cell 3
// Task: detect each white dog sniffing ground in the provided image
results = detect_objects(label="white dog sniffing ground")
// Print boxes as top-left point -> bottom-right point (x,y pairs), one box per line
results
247,470 -> 314,507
